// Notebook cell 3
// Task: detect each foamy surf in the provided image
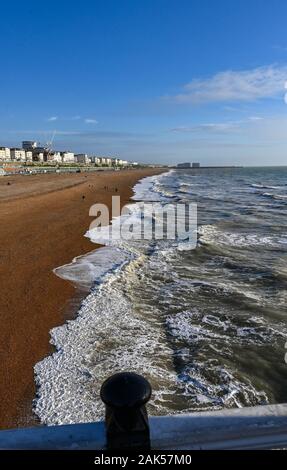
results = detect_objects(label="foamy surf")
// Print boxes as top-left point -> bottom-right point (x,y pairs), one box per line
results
54,246 -> 132,290
34,167 -> 287,425
34,268 -> 178,425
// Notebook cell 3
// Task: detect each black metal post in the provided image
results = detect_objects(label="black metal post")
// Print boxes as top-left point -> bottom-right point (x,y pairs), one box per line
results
100,372 -> 152,450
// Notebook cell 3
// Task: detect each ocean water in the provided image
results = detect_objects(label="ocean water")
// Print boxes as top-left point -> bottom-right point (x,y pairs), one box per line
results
34,167 -> 287,425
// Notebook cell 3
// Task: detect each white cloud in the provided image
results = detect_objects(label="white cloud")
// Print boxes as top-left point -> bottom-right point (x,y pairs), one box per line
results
171,121 -> 242,133
47,116 -> 58,122
167,65 -> 287,104
171,116 -> 268,134
248,116 -> 264,121
273,45 -> 287,53
85,118 -> 98,124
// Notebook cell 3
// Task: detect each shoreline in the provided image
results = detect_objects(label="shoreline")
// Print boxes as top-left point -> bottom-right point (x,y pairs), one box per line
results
0,168 -> 164,430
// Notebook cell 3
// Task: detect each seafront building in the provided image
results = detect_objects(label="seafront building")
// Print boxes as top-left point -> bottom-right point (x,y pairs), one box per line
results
177,162 -> 201,169
10,148 -> 26,161
112,158 -> 128,166
75,154 -> 91,164
25,151 -> 33,162
22,141 -> 37,150
98,157 -> 110,166
177,162 -> 191,169
89,156 -> 101,165
32,150 -> 44,162
0,140 -> 135,167
61,151 -> 75,163
104,157 -> 112,166
47,151 -> 62,163
0,147 -> 11,161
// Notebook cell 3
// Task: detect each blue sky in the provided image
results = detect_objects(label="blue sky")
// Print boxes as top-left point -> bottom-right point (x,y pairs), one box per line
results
1,0 -> 287,165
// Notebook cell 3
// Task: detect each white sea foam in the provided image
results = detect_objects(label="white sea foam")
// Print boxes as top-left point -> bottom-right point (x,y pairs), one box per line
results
131,171 -> 172,202
34,168 -> 286,424
54,246 -> 132,290
54,172 -> 173,287
166,308 -> 287,350
199,224 -> 287,248
251,183 -> 283,190
261,192 -> 287,201
34,170 -> 181,425
177,361 -> 268,409
34,272 -> 178,425
86,202 -> 149,248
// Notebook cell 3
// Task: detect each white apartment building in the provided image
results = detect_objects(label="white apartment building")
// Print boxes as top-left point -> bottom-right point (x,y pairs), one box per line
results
47,151 -> 62,163
89,156 -> 101,165
32,151 -> 44,162
100,157 -> 112,166
61,151 -> 75,163
10,148 -> 26,161
0,147 -> 11,161
25,151 -> 33,162
75,154 -> 90,164
97,157 -> 108,166
114,158 -> 126,166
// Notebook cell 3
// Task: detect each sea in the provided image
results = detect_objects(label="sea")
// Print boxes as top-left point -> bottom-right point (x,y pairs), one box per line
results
34,167 -> 287,425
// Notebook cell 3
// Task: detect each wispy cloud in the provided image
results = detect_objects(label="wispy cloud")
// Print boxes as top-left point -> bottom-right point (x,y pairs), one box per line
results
85,118 -> 98,124
272,45 -> 287,53
248,116 -> 264,121
171,121 -> 242,133
165,65 -> 287,104
171,116 -> 265,134
46,115 -> 98,123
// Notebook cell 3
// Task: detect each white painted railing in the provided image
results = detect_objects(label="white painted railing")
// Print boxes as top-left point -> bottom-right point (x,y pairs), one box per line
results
1,403 -> 287,450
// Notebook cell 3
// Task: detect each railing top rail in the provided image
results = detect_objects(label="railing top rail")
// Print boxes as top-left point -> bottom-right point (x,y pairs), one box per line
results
1,403 -> 287,450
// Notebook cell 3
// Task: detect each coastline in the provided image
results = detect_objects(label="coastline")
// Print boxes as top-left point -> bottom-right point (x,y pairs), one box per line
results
0,168 -> 164,430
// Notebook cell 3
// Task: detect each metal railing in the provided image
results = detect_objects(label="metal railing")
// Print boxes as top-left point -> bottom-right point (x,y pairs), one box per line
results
1,372 -> 287,450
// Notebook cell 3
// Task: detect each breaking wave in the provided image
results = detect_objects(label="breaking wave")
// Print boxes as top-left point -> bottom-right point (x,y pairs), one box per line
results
34,167 -> 287,425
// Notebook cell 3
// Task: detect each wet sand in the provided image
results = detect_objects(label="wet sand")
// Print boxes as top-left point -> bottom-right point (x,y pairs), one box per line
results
0,168 -> 163,429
